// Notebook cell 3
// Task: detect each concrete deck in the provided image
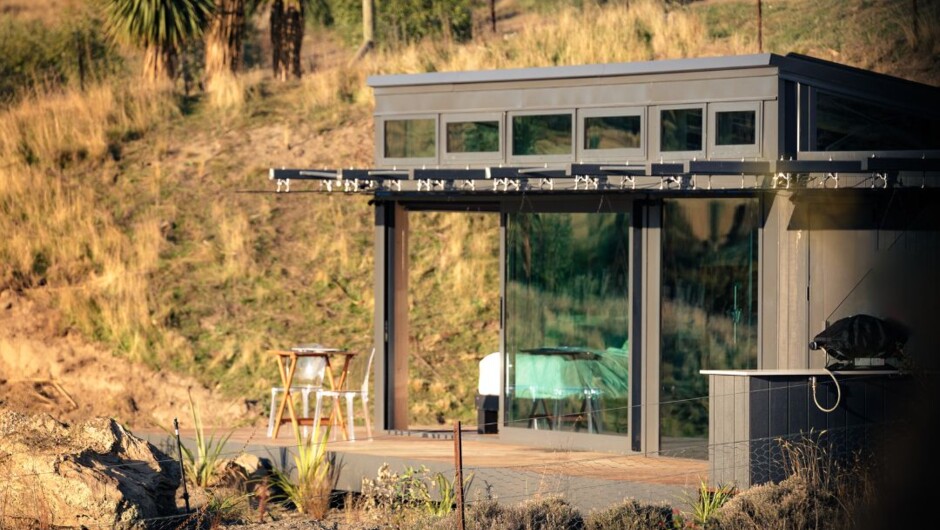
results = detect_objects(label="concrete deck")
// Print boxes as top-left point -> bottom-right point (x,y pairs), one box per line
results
139,426 -> 708,513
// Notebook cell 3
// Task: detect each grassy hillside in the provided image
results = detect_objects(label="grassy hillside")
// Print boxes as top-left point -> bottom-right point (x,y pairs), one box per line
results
0,0 -> 936,427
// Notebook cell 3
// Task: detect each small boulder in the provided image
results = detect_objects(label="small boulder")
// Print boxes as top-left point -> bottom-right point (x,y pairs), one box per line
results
0,411 -> 180,528
217,452 -> 273,489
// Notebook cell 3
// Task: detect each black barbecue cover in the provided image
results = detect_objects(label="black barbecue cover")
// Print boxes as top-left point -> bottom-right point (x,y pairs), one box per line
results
809,314 -> 907,361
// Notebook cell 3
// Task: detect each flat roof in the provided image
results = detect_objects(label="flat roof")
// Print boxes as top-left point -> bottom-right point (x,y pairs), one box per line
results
367,53 -> 940,112
367,53 -> 778,88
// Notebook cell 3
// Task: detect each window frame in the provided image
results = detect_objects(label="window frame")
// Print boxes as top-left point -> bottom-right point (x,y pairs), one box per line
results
441,112 -> 504,164
653,104 -> 707,160
508,109 -> 576,165
376,114 -> 439,167
577,106 -> 646,162
708,101 -> 762,159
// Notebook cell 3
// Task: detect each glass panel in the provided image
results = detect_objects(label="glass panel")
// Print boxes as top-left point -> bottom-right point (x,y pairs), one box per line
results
816,91 -> 940,151
660,108 -> 703,152
384,119 -> 435,158
661,198 -> 759,459
446,121 -> 500,153
506,212 -> 630,435
716,110 -> 756,145
512,114 -> 572,156
585,115 -> 641,150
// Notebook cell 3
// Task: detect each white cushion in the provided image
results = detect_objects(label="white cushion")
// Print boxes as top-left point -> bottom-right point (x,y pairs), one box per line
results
477,352 -> 502,395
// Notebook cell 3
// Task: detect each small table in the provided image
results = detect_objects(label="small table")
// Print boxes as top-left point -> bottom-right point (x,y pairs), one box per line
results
269,345 -> 358,439
517,347 -> 603,433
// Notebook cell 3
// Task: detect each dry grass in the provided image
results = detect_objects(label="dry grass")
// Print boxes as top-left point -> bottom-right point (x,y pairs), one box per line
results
0,82 -> 177,361
361,0 -> 713,77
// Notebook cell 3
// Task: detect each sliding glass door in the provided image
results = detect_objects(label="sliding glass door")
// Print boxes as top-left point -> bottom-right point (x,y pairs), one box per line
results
660,198 -> 760,458
505,211 -> 631,436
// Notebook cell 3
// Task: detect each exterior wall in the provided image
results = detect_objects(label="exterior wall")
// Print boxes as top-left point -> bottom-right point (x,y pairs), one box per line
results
709,375 -> 750,486
367,58 -> 939,456
710,373 -> 909,488
372,68 -> 780,167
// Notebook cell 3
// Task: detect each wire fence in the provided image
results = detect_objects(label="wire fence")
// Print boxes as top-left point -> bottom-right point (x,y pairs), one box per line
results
0,372 -> 919,528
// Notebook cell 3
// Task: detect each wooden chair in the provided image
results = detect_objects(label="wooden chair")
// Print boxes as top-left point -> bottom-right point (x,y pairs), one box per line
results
266,356 -> 326,437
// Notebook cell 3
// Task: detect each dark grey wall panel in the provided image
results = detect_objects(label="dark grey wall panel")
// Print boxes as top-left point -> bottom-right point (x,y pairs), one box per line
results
749,377 -> 770,485
743,374 -> 908,487
767,380 -> 789,483
787,378 -> 808,435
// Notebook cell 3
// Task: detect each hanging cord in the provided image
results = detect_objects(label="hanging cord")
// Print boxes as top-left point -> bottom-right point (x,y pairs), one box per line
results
810,368 -> 842,413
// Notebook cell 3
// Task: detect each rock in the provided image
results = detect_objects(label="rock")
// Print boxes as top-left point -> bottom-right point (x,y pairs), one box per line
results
0,411 -> 180,528
233,452 -> 272,481
217,452 -> 273,489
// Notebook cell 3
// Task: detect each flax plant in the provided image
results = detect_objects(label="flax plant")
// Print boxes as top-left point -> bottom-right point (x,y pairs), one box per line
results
102,0 -> 214,81
181,390 -> 232,488
273,425 -> 333,517
688,480 -> 735,526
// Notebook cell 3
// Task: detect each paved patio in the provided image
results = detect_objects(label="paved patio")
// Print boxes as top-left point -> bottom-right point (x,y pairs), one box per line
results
139,425 -> 708,513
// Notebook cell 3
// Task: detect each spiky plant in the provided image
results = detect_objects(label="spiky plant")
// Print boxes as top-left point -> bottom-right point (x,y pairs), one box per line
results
181,390 -> 233,488
102,0 -> 214,81
272,424 -> 333,516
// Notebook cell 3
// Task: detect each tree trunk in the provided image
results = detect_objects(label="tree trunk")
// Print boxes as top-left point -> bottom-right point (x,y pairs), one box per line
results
205,0 -> 245,81
757,0 -> 763,53
490,0 -> 497,33
143,45 -> 177,83
271,0 -> 284,79
271,0 -> 304,80
352,0 -> 375,62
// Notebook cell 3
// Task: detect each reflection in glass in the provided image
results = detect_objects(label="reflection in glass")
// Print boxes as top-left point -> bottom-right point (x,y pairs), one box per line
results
585,115 -> 641,150
384,119 -> 435,158
716,111 -> 756,145
512,114 -> 573,156
660,108 -> 703,152
506,212 -> 630,435
660,199 -> 759,458
446,121 -> 500,153
815,91 -> 940,151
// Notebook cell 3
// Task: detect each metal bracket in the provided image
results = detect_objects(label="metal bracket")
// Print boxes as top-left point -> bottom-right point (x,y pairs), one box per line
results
575,175 -> 599,190
660,175 -> 681,190
276,178 -> 290,193
538,177 -> 555,190
821,172 -> 839,188
493,177 -> 521,192
618,175 -> 636,190
417,179 -> 445,192
872,172 -> 888,189
772,173 -> 791,189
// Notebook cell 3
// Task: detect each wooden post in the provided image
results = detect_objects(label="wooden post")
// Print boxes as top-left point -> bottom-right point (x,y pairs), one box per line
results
757,0 -> 763,53
352,0 -> 375,62
454,421 -> 465,530
363,0 -> 375,45
490,0 -> 497,33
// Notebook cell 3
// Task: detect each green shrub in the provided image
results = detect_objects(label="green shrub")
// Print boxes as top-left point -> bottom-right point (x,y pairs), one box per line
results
0,10 -> 122,103
584,499 -> 674,530
316,0 -> 473,47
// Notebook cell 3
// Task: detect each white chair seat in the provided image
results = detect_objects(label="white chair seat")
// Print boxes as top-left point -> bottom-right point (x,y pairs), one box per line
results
313,347 -> 374,441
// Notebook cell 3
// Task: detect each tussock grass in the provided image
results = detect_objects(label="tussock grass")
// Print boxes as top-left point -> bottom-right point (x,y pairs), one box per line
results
0,82 -> 176,361
367,0 -> 709,75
